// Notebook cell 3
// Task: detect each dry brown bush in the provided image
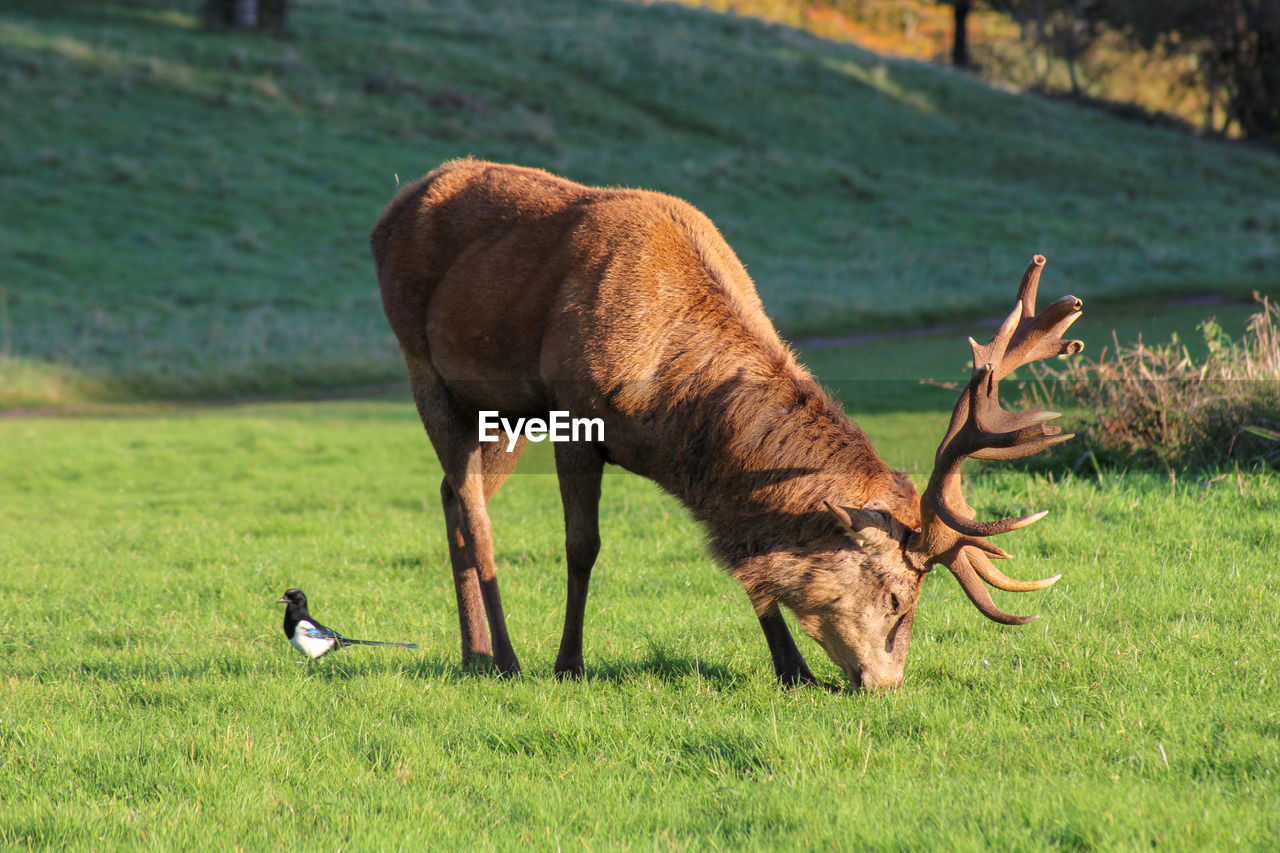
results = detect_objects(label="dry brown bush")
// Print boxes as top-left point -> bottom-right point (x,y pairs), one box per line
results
1023,294 -> 1280,470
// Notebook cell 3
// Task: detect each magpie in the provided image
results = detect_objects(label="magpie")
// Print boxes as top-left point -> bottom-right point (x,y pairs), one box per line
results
276,588 -> 418,660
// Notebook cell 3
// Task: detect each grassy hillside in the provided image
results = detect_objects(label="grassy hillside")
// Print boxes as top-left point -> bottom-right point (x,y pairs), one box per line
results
2,0 -> 1278,406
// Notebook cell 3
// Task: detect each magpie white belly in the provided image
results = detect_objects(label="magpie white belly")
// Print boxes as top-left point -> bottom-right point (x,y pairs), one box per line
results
291,620 -> 337,659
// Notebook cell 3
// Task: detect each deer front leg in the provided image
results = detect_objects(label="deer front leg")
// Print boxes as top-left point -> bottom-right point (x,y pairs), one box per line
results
553,442 -> 604,680
757,603 -> 816,686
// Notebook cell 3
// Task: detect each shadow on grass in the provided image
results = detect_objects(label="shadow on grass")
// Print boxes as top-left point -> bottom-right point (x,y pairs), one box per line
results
579,645 -> 745,688
300,645 -> 760,688
46,644 -> 848,692
576,645 -> 845,693
34,653 -> 462,685
345,647 -> 850,693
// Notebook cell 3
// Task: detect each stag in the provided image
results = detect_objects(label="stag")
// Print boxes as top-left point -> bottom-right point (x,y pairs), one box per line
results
371,160 -> 1083,689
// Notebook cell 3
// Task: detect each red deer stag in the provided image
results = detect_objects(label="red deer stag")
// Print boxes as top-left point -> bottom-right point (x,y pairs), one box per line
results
371,159 -> 1083,690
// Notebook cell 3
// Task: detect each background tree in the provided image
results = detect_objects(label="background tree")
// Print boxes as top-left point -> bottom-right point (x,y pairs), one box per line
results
966,0 -> 1280,140
950,0 -> 973,68
202,0 -> 290,33
983,0 -> 1107,95
942,0 -> 1105,90
1104,0 -> 1280,141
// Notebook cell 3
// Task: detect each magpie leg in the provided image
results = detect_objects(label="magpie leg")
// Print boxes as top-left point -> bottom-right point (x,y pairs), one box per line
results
409,361 -> 523,676
552,442 -> 604,681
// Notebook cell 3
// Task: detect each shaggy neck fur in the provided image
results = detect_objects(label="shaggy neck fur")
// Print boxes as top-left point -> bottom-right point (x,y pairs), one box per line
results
624,302 -> 921,607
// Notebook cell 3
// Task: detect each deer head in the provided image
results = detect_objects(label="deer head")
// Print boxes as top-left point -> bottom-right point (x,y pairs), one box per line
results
790,256 -> 1083,689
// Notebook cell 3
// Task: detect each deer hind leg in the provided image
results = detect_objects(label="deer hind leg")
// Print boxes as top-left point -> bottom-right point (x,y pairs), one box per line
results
437,474 -> 491,666
473,431 -> 527,674
552,442 -> 604,680
408,362 -> 524,674
757,603 -> 816,687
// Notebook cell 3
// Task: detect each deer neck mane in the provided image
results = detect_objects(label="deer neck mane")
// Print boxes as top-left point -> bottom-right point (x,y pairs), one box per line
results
640,341 -> 914,569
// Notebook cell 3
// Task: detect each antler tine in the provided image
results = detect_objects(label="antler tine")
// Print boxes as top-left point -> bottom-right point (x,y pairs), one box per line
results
924,362 -> 1066,537
1001,296 -> 1084,377
924,529 -> 1060,593
1015,253 -> 1045,319
983,257 -> 1084,378
925,256 -> 1085,538
948,549 -> 1039,625
968,546 -> 1060,592
909,254 -> 1082,626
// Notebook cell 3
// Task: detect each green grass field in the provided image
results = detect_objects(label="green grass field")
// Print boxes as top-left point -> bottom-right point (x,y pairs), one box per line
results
2,404 -> 1277,848
3,0 -> 1279,848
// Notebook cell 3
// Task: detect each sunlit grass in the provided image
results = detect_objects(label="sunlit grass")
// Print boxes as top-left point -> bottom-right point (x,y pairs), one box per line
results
2,1 -> 1276,847
0,355 -> 123,410
1,402 -> 1277,848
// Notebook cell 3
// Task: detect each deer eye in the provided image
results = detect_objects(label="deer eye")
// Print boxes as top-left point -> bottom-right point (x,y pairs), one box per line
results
890,593 -> 901,612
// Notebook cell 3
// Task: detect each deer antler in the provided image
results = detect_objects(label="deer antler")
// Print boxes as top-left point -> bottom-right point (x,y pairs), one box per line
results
908,256 -> 1083,624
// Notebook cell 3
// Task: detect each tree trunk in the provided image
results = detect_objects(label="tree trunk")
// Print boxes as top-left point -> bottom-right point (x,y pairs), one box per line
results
260,0 -> 289,33
1064,39 -> 1081,96
1200,54 -> 1219,134
952,0 -> 972,69
1231,9 -> 1280,140
233,0 -> 258,29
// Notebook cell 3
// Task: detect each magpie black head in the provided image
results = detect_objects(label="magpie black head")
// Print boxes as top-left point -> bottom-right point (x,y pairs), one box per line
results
276,587 -> 315,639
276,587 -> 307,608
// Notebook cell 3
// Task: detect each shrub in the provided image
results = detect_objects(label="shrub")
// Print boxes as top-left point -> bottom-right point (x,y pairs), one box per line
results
1022,294 -> 1280,470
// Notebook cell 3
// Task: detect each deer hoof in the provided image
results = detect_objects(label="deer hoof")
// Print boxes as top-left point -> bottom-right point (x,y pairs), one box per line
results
554,659 -> 585,681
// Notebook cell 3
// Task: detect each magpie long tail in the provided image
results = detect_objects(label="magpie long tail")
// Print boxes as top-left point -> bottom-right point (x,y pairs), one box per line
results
337,637 -> 419,649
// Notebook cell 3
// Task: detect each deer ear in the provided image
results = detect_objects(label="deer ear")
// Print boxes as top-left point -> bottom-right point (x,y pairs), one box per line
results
823,501 -> 892,549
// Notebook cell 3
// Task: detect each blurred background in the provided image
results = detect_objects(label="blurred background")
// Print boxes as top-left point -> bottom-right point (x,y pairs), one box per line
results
2,0 -> 1277,416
